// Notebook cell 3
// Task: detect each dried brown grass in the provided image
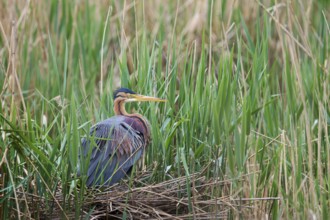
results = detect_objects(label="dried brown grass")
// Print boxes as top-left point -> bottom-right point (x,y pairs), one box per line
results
9,171 -> 279,219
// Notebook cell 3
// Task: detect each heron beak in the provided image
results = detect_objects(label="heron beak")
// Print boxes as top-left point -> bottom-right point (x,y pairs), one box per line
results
130,94 -> 167,102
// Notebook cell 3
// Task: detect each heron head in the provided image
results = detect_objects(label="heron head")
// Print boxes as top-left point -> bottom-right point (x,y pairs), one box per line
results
113,88 -> 167,103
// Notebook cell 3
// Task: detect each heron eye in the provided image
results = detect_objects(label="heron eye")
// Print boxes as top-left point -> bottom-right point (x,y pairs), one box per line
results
116,94 -> 124,98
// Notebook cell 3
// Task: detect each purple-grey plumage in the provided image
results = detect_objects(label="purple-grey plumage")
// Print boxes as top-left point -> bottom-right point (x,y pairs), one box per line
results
80,88 -> 166,187
81,116 -> 150,186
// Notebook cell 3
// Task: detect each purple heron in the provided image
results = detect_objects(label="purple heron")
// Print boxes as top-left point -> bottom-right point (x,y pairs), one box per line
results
80,88 -> 166,187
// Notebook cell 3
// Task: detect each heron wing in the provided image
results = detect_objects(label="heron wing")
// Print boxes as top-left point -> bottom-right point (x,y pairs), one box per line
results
81,118 -> 145,186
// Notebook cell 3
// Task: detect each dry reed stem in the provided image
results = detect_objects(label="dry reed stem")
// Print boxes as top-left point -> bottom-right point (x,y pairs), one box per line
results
8,171 -> 280,219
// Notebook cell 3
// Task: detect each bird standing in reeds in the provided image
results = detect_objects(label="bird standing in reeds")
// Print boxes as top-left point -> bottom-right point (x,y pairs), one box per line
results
80,88 -> 166,187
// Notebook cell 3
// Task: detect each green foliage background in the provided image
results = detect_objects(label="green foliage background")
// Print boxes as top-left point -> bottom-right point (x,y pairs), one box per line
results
0,0 -> 329,219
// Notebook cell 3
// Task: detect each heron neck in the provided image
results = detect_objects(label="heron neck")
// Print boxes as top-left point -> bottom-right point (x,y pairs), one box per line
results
113,99 -> 151,141
113,99 -> 145,119
114,99 -> 128,116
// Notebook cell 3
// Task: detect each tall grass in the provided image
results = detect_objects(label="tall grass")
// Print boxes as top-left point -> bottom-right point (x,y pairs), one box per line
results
0,0 -> 329,219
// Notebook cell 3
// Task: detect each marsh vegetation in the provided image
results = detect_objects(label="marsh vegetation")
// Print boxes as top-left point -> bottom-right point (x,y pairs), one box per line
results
0,0 -> 329,219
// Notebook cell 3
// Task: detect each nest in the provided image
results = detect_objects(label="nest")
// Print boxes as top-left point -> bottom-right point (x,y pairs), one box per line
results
10,172 -> 245,219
